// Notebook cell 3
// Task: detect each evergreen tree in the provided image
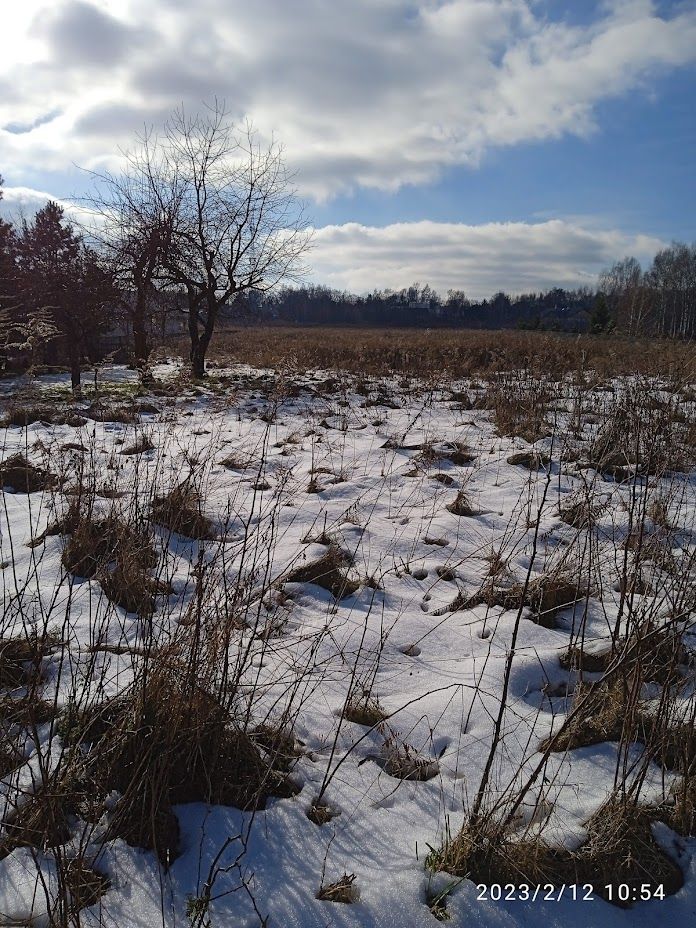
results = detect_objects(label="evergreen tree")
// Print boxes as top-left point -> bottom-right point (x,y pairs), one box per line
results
18,202 -> 113,389
590,292 -> 612,334
0,176 -> 18,313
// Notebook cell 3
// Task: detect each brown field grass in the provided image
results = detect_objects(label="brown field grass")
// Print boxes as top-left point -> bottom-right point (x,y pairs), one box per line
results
171,326 -> 695,379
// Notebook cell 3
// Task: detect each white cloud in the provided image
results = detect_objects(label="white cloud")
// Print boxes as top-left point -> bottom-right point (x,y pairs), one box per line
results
0,1 -> 694,197
309,219 -> 665,297
0,185 -> 90,225
0,183 -> 664,295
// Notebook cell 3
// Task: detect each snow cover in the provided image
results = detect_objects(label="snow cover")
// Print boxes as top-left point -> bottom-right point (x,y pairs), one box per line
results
0,361 -> 694,927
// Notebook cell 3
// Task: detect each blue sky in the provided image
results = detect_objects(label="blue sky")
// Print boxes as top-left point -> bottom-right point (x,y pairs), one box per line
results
1,1 -> 694,297
312,72 -> 695,243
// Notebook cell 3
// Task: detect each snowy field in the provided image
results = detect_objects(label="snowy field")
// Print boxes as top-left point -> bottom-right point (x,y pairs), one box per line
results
0,361 -> 694,927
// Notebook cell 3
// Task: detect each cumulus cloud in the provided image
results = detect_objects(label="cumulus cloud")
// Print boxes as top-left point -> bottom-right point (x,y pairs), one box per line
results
0,185 -> 87,224
37,1 -> 149,68
0,0 -> 694,195
309,219 -> 665,297
0,179 -> 664,295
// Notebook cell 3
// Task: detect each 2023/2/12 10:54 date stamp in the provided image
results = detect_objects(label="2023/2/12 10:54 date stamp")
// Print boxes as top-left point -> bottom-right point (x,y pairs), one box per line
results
476,883 -> 667,903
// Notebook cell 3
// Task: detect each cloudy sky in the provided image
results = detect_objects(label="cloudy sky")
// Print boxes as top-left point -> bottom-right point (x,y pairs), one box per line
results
1,0 -> 694,297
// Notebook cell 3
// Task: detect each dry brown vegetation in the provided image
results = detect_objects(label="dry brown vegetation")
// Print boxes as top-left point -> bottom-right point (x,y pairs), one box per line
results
185,326 -> 696,380
0,328 -> 694,924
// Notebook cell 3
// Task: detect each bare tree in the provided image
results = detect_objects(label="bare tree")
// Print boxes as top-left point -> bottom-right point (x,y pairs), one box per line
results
646,242 -> 696,339
83,155 -> 178,370
599,256 -> 647,336
95,102 -> 311,378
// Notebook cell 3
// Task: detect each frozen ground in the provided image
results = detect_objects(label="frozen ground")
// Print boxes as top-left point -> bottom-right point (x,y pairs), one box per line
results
0,361 -> 694,927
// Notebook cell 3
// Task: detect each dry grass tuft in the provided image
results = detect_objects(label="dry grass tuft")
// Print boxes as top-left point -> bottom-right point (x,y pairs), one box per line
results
456,574 -> 584,627
307,798 -> 341,826
671,776 -> 696,836
0,634 -> 55,690
250,724 -> 300,773
316,873 -> 357,904
120,433 -> 155,456
379,733 -> 439,781
0,453 -> 55,493
0,772 -> 78,859
507,449 -> 551,469
0,694 -> 55,727
546,623 -> 687,754
487,377 -> 550,443
284,545 -> 359,599
28,499 -> 82,548
0,738 -> 24,778
540,678 -> 628,753
434,801 -> 682,907
62,511 -> 156,579
0,405 -> 57,427
60,508 -> 163,614
344,696 -> 387,727
559,494 -> 602,529
85,401 -> 139,424
523,576 -> 586,626
99,561 -> 170,616
151,483 -> 216,540
420,440 -> 475,467
446,490 -> 478,517
71,664 -> 299,864
61,858 -> 111,912
578,802 -> 683,903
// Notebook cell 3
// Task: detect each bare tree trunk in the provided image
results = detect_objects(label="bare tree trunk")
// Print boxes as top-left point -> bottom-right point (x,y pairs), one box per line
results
191,342 -> 206,379
188,308 -> 202,378
70,349 -> 81,391
133,288 -> 150,367
188,294 -> 219,379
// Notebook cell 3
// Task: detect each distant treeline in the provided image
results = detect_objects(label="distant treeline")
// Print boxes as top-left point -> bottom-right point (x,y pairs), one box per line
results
240,283 -> 595,331
1,162 -> 694,386
242,241 -> 696,338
